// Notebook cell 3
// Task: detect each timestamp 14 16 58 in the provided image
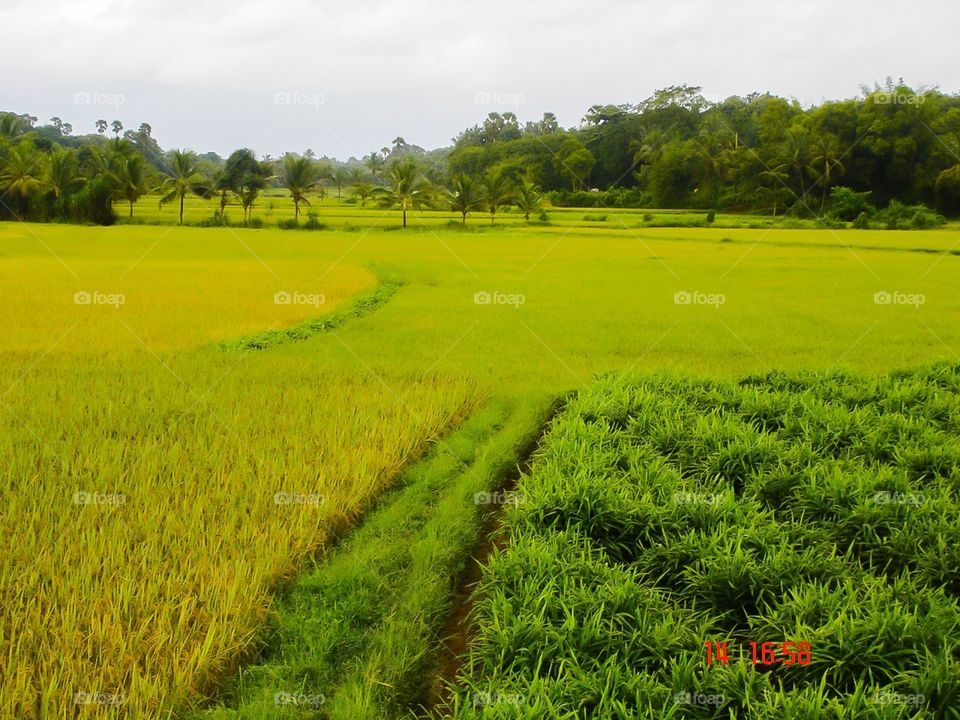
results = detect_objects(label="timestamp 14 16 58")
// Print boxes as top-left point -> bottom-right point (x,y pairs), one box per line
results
704,641 -> 812,666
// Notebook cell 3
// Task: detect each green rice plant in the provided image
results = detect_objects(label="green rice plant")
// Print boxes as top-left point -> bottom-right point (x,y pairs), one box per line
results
448,365 -> 960,718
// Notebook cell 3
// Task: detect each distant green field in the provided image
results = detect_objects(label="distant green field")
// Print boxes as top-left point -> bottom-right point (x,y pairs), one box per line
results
2,216 -> 959,718
115,191 -> 960,237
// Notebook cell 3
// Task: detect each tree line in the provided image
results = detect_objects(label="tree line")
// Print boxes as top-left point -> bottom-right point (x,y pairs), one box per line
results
449,81 -> 960,217
1,79 -> 958,227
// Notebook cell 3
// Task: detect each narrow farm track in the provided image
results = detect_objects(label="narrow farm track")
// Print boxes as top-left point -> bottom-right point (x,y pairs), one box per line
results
181,394 -> 559,720
418,395 -> 569,716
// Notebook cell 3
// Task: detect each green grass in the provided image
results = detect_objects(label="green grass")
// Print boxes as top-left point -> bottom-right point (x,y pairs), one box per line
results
215,275 -> 403,351
113,192 -> 960,235
2,215 -> 960,718
182,393 -> 557,720
447,365 -> 960,719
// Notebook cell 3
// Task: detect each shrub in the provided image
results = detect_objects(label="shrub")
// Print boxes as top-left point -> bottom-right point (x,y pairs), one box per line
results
911,211 -> 937,230
245,217 -> 265,229
277,218 -> 299,230
852,212 -> 871,229
65,177 -> 115,226
198,213 -> 230,228
549,187 -> 646,209
303,213 -> 326,230
827,186 -> 875,221
706,210 -> 716,224
877,200 -> 945,230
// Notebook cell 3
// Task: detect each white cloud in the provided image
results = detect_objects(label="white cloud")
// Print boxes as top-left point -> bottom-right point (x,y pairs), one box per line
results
0,0 -> 956,158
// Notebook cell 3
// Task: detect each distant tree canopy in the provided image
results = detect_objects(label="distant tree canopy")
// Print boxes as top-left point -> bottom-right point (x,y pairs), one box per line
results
2,79 -> 959,226
447,81 -> 960,214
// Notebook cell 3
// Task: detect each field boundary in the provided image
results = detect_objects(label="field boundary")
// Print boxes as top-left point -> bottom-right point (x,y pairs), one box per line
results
215,272 -> 403,351
180,393 -> 561,720
521,225 -> 960,256
418,394 -> 569,716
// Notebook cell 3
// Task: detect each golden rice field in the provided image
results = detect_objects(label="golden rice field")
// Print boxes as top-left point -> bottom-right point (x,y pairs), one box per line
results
2,213 -> 959,718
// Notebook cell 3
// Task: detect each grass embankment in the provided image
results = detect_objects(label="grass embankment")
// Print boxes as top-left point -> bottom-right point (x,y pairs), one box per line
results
446,364 -> 960,719
112,192 -> 960,235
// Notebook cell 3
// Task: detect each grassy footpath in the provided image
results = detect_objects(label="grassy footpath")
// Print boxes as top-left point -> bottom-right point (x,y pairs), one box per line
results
183,391 -> 561,720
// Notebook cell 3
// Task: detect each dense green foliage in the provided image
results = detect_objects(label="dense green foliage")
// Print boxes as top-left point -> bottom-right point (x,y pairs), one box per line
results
449,82 -> 960,216
3,79 -> 958,227
449,364 -> 960,718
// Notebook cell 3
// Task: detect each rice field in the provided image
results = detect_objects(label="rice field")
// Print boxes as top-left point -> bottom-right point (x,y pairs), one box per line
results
1,212 -> 959,718
449,366 -> 960,718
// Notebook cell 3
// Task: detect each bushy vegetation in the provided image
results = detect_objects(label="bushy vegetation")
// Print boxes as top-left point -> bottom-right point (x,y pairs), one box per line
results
4,79 -> 959,231
448,365 -> 960,718
449,82 -> 960,217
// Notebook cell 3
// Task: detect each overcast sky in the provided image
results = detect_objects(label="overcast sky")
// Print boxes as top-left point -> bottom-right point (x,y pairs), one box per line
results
1,0 -> 957,160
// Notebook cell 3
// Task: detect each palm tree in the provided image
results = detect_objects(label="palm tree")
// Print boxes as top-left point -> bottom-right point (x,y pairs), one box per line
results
514,179 -> 544,221
281,154 -> 320,220
697,119 -> 735,207
212,168 -> 232,218
109,153 -> 151,218
352,182 -> 376,207
446,174 -> 483,225
0,113 -> 27,142
784,129 -> 814,213
159,149 -> 209,223
0,142 -> 44,218
331,166 -> 350,199
240,182 -> 264,223
482,170 -> 514,224
811,137 -> 846,213
347,166 -> 366,185
46,147 -> 84,199
364,151 -> 385,181
758,166 -> 790,217
376,157 -> 430,228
